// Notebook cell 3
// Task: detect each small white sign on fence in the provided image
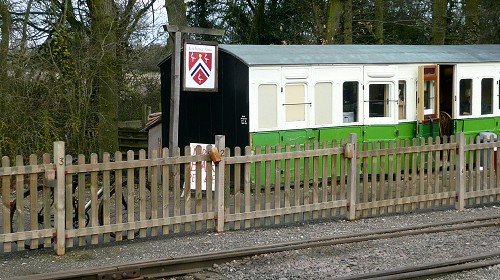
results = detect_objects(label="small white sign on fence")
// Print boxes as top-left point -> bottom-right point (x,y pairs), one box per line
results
189,143 -> 215,191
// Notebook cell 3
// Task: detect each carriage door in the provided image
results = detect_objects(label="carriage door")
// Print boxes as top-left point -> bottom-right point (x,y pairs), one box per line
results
279,67 -> 317,147
363,66 -> 399,141
417,65 -> 439,138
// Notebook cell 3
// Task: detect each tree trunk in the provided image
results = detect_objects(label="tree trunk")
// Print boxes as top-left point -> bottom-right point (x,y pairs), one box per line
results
344,0 -> 352,44
165,0 -> 187,53
375,0 -> 384,44
250,0 -> 265,44
430,0 -> 447,45
326,0 -> 343,44
88,0 -> 119,154
0,0 -> 11,111
465,0 -> 479,44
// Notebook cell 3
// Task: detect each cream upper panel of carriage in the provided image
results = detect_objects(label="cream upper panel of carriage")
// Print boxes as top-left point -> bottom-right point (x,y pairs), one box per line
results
454,63 -> 500,119
249,65 -> 412,132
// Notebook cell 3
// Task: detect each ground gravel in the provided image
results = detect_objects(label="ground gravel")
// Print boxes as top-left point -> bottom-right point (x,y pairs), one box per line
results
1,205 -> 499,279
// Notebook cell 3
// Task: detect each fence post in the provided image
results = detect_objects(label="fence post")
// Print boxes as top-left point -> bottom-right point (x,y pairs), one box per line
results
347,133 -> 357,221
214,135 -> 225,232
53,141 -> 66,255
456,133 -> 465,210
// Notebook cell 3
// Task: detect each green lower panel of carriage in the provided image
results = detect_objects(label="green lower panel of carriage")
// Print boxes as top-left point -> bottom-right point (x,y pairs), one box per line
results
246,118 -> 500,187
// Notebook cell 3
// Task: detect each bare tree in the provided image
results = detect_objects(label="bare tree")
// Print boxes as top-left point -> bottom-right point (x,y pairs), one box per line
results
431,0 -> 447,44
464,0 -> 479,44
375,0 -> 384,44
325,0 -> 343,44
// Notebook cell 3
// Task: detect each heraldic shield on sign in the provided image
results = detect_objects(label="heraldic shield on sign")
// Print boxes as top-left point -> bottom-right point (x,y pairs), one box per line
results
184,41 -> 218,92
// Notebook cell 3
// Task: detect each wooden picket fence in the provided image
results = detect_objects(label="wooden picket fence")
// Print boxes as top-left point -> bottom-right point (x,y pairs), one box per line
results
1,133 -> 499,255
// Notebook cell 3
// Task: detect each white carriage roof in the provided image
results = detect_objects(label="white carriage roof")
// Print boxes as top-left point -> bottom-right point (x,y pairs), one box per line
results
219,44 -> 500,66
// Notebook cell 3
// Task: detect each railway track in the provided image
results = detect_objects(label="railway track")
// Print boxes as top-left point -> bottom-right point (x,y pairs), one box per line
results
8,215 -> 500,280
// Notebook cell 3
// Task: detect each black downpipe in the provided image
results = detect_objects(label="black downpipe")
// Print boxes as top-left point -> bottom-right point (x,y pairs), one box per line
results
428,116 -> 434,138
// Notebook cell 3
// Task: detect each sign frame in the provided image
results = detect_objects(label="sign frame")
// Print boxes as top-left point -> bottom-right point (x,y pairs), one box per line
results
183,40 -> 218,92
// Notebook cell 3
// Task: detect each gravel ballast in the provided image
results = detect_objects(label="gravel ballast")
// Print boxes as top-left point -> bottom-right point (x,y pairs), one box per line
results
0,205 -> 499,279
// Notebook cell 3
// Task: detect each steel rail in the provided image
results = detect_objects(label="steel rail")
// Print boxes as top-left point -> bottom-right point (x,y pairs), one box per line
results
334,251 -> 500,280
7,214 -> 500,280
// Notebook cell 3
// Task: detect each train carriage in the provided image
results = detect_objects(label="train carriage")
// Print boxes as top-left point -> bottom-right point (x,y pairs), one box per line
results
159,44 -> 500,153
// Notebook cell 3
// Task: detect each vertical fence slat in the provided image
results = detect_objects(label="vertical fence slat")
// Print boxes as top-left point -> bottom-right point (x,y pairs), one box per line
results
347,134 -> 357,221
488,137 -> 495,199
29,155 -> 38,249
379,141 -> 386,215
419,138 -> 426,210
244,146 -> 251,229
387,141 -> 394,214
362,142 -> 369,217
114,152 -> 123,241
330,140 -> 337,204
403,139 -> 410,212
64,155 -> 73,248
224,147 -> 231,231
433,137 -> 441,208
274,144 -> 281,225
426,136 -> 433,210
442,136 -> 450,206
284,144 -> 291,223
15,155 -> 25,250
254,146 -> 261,227
90,153 -> 99,245
475,137 -> 481,205
265,145 -> 272,226
77,154 -> 86,246
126,151 -> 135,239
294,144 -> 300,222
54,141 -> 65,255
139,150 -> 147,238
456,133 -> 466,210
195,145 -> 202,231
184,146 -> 192,232
102,153 -> 111,242
234,147 -> 241,230
395,140 -> 402,213
161,148 -> 170,234
370,142 -> 377,216
303,142 -> 310,220
173,147 -> 180,233
205,147 -> 213,229
214,135 -> 225,232
43,153 -> 52,248
321,140 -> 328,218
2,156 -> 12,252
449,136 -> 457,206
340,139 -> 346,216
151,150 -> 159,235
312,142 -> 319,219
411,138 -> 418,211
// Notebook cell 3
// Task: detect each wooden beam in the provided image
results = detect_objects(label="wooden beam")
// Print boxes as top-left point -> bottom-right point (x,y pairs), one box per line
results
164,25 -> 225,36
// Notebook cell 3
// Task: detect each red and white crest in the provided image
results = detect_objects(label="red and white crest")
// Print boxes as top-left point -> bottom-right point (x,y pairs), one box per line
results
184,42 -> 218,91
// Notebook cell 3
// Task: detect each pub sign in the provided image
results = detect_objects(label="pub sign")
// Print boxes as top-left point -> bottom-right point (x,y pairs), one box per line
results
183,41 -> 218,92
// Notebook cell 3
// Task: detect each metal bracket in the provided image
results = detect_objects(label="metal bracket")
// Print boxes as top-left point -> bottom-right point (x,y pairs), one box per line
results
98,269 -> 141,280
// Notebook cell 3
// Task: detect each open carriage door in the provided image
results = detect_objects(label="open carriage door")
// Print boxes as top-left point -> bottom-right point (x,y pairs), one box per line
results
417,65 -> 440,138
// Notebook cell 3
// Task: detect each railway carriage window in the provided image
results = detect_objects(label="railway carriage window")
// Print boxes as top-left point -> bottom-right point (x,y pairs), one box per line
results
368,84 -> 390,117
343,81 -> 358,122
284,84 -> 306,122
424,80 -> 435,115
459,79 -> 473,115
258,84 -> 278,129
398,81 -> 406,119
315,82 -> 332,125
481,78 -> 493,115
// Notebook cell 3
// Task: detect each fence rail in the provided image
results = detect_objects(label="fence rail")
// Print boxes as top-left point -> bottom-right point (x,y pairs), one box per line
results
1,133 -> 499,255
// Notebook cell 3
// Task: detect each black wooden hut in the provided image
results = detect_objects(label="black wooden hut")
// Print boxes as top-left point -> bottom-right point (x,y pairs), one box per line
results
159,46 -> 250,151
